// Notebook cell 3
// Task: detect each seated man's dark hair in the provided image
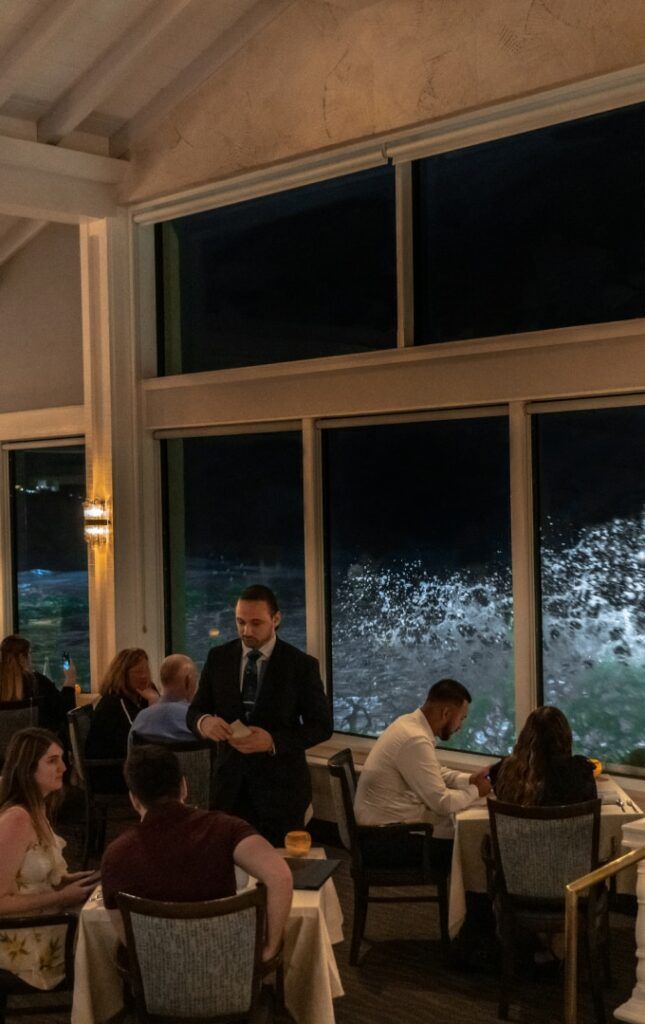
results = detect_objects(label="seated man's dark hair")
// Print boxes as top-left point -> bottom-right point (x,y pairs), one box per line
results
426,678 -> 472,706
239,584 -> 280,616
124,745 -> 182,807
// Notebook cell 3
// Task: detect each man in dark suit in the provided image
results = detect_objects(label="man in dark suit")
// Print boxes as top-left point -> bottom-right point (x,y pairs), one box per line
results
187,584 -> 333,846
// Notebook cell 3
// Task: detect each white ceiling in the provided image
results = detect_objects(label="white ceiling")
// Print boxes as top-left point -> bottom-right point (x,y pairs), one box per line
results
0,0 -> 291,259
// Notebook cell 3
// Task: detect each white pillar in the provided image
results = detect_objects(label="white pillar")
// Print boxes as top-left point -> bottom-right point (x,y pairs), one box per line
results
614,818 -> 645,1023
79,213 -> 163,689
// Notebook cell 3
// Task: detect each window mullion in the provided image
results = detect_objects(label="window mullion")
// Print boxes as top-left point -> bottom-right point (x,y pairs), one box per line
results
509,401 -> 539,732
302,419 -> 326,682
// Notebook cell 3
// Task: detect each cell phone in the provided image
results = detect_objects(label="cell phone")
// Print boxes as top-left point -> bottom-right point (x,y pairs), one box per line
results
62,651 -> 71,670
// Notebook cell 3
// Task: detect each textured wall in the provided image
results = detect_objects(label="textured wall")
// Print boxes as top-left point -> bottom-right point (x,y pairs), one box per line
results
122,0 -> 645,203
0,224 -> 83,412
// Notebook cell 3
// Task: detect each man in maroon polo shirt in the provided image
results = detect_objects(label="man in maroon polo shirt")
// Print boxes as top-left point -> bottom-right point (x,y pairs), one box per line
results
101,745 -> 293,962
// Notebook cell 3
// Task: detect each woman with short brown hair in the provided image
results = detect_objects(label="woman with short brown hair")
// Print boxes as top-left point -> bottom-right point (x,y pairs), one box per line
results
85,648 -> 159,793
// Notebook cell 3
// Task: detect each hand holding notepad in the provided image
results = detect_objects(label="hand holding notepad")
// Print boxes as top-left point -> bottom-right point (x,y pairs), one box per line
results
229,719 -> 253,739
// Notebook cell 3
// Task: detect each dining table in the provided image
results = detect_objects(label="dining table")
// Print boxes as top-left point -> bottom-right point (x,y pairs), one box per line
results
448,774 -> 643,938
71,847 -> 344,1024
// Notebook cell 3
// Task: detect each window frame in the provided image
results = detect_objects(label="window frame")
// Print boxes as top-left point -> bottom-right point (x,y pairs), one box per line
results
130,85 -> 645,777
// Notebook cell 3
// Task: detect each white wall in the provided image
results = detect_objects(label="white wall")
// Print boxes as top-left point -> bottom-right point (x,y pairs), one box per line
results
0,223 -> 83,414
123,0 -> 645,203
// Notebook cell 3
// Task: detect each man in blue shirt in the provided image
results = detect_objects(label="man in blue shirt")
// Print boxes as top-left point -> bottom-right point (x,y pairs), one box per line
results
130,654 -> 197,743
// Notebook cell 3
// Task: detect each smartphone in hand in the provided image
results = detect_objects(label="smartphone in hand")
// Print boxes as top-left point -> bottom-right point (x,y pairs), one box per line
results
61,651 -> 71,671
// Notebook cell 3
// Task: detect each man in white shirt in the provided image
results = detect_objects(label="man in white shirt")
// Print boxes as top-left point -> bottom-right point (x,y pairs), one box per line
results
354,678 -> 491,872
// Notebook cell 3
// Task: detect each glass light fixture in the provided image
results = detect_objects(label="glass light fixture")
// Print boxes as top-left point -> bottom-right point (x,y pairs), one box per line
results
83,499 -> 111,546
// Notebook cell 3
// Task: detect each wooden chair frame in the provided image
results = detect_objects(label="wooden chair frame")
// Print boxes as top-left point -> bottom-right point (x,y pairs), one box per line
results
0,913 -> 77,1023
129,736 -> 215,810
117,885 -> 275,1023
486,797 -> 606,1023
67,705 -> 133,867
328,748 -> 450,965
0,700 -> 40,769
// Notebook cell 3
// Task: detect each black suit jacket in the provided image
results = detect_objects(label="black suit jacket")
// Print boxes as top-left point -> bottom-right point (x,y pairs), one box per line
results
186,637 -> 332,823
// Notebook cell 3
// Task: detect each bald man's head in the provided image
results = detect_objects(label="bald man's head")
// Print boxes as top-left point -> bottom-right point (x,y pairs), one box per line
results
159,654 -> 198,702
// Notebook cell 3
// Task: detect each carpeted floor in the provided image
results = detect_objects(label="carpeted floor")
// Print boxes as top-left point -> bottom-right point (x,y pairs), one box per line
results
4,802 -> 638,1023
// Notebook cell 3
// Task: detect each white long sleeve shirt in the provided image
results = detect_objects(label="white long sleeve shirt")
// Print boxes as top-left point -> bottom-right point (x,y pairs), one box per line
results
354,708 -> 479,839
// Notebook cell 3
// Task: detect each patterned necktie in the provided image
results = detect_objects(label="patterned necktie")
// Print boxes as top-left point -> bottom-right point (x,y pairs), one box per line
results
241,649 -> 262,722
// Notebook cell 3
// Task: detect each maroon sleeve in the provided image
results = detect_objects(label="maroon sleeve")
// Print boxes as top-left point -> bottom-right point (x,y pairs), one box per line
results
100,837 -> 130,910
227,814 -> 258,851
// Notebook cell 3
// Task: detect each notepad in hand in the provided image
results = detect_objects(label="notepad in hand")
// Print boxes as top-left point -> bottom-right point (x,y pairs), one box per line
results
229,719 -> 252,739
285,857 -> 341,890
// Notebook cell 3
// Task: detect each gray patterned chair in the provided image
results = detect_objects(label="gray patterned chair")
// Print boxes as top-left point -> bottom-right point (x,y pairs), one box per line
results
486,797 -> 607,1023
67,704 -> 133,867
129,735 -> 214,810
328,747 -> 449,965
116,884 -> 278,1023
0,699 -> 39,768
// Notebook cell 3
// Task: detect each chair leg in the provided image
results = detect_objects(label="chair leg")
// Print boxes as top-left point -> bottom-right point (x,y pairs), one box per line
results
96,808 -> 108,859
583,916 -> 606,1024
275,961 -> 286,1013
350,883 -> 368,966
497,911 -> 514,1020
81,788 -> 92,869
437,874 -> 451,961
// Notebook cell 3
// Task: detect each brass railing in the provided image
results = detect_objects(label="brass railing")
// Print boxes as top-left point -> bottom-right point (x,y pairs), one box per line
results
564,844 -> 645,1024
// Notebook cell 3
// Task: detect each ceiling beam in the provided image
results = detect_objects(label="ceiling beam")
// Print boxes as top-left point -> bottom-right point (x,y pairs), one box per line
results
0,135 -> 126,221
111,0 -> 295,157
38,0 -> 196,144
0,218 -> 47,267
0,0 -> 87,110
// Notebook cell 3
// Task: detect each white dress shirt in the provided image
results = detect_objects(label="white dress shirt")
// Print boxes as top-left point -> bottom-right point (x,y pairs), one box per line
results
354,707 -> 479,839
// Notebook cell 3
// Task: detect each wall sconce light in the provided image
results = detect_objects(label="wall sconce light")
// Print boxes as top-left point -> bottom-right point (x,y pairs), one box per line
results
83,499 -> 111,546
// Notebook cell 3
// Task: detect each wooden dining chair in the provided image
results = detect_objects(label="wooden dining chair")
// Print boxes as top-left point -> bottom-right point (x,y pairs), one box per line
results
129,734 -> 215,810
486,797 -> 608,1024
67,705 -> 133,867
0,913 -> 77,1024
117,884 -> 280,1023
0,699 -> 40,769
328,747 -> 450,964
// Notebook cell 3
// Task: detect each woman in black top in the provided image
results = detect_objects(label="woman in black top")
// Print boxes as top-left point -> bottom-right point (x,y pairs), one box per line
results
85,648 -> 159,793
492,705 -> 596,805
0,634 -> 76,746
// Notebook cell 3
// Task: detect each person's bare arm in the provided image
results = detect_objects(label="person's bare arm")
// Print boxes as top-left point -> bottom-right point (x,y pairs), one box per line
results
0,807 -> 96,915
233,835 -> 293,961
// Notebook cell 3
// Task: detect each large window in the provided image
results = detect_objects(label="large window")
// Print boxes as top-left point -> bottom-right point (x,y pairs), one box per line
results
536,405 -> 645,766
153,97 -> 645,770
156,165 -> 397,374
163,431 -> 306,667
324,415 -> 514,755
414,101 -> 645,343
10,445 -> 89,688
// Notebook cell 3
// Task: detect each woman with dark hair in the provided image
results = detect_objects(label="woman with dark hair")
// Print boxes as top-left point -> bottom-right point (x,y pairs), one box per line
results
0,634 -> 76,743
85,648 -> 159,793
492,705 -> 596,806
0,728 -> 97,989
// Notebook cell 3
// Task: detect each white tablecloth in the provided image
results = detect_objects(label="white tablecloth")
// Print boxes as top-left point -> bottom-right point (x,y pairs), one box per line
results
71,848 -> 344,1024
448,776 -> 643,938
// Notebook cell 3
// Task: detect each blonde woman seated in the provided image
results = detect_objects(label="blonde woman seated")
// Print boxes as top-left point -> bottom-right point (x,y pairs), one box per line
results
0,728 -> 97,990
85,648 -> 159,794
491,706 -> 596,805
